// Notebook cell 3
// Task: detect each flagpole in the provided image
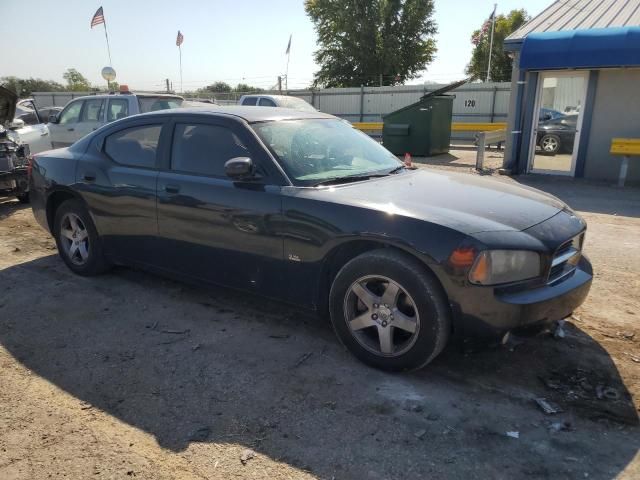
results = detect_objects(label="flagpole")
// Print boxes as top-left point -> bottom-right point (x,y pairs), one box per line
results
179,45 -> 183,94
103,19 -> 113,67
486,3 -> 497,82
285,51 -> 290,92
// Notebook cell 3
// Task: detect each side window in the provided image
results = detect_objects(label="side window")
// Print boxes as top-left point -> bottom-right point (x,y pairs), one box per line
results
242,97 -> 257,106
171,123 -> 249,177
59,101 -> 83,125
80,99 -> 104,122
107,99 -> 129,122
104,124 -> 162,168
258,98 -> 276,107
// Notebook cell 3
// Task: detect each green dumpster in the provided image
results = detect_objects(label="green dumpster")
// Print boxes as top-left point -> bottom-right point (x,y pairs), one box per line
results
382,79 -> 467,157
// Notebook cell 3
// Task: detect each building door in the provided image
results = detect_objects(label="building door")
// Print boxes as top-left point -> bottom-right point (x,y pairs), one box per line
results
528,71 -> 588,176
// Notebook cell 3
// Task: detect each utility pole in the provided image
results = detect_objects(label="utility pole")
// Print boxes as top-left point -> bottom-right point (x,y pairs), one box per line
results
278,76 -> 282,94
165,78 -> 170,93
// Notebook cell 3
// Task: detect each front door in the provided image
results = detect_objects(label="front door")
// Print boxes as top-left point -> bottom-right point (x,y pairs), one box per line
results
156,116 -> 284,297
528,71 -> 588,176
73,98 -> 105,139
49,99 -> 84,148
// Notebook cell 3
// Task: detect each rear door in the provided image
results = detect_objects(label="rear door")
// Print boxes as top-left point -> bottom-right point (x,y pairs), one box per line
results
76,118 -> 169,265
155,114 -> 285,296
106,97 -> 130,123
73,98 -> 105,140
49,99 -> 84,148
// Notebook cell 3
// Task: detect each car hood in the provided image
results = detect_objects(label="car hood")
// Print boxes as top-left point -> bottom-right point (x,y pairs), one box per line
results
290,169 -> 567,234
0,86 -> 17,127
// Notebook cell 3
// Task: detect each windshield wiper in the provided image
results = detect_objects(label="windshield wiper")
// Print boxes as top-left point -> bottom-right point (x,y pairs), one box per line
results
387,165 -> 406,174
312,173 -> 389,187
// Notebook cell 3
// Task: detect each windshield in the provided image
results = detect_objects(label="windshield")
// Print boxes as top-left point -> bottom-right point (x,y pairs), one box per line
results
252,119 -> 402,186
278,96 -> 316,112
137,96 -> 183,113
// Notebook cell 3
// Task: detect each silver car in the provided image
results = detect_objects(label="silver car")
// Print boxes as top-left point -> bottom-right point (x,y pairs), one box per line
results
48,92 -> 183,148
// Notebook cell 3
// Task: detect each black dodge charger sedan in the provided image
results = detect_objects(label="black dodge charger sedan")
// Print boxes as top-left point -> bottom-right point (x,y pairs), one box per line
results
29,107 -> 592,371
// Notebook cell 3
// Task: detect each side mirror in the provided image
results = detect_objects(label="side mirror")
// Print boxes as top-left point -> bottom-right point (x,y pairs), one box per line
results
9,118 -> 25,130
225,157 -> 256,180
49,113 -> 59,124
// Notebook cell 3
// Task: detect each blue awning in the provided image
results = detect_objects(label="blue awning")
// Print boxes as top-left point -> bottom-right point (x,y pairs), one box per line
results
520,27 -> 640,70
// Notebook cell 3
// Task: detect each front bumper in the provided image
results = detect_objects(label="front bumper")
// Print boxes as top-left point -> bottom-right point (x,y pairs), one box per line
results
452,255 -> 592,339
0,169 -> 28,197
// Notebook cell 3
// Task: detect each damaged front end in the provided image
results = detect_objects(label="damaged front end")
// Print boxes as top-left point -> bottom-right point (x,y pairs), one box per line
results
0,85 -> 30,202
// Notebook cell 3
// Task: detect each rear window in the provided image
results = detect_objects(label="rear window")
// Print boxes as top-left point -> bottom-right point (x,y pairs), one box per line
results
137,96 -> 183,113
278,96 -> 316,112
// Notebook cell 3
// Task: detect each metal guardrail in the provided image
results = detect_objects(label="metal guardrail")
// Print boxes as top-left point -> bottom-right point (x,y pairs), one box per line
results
610,138 -> 640,187
352,122 -> 507,132
474,129 -> 507,170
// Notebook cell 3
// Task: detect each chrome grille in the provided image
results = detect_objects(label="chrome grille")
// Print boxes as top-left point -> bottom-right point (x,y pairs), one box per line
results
548,233 -> 584,284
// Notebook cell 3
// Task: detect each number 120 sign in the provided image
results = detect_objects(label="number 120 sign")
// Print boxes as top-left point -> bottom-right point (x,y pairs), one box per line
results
464,99 -> 476,108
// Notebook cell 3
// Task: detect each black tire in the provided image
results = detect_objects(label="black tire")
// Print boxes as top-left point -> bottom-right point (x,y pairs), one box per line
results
539,134 -> 561,155
329,248 -> 451,371
53,198 -> 110,276
16,192 -> 29,204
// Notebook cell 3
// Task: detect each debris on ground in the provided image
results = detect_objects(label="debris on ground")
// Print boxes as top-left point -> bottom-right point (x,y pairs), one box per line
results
535,397 -> 563,415
403,400 -> 424,413
414,429 -> 427,439
268,334 -> 290,339
596,386 -> 620,400
623,352 -> 640,363
192,343 -> 201,351
426,413 -> 441,421
293,351 -> 313,368
161,328 -> 190,335
553,319 -> 567,339
506,431 -> 520,439
549,421 -> 573,432
240,449 -> 256,465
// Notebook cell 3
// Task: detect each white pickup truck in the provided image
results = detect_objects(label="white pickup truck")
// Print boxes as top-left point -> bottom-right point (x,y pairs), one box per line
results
48,91 -> 183,148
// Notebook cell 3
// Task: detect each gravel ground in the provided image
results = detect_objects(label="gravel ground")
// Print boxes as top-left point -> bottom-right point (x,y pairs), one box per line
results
1,154 -> 639,479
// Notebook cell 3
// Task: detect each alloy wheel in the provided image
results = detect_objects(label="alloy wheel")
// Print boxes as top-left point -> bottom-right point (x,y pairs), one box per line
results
59,213 -> 90,265
542,136 -> 559,152
343,275 -> 420,357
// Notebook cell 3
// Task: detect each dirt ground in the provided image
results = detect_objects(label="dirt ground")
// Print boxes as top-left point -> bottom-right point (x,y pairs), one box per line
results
1,151 -> 639,479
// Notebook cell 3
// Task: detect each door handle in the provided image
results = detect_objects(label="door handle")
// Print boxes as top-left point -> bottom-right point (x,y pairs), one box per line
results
165,184 -> 180,194
67,128 -> 75,132
83,173 -> 96,182
40,131 -> 49,136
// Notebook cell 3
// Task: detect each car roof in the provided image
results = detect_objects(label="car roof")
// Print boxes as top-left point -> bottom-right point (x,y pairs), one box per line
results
140,106 -> 336,123
68,93 -> 183,101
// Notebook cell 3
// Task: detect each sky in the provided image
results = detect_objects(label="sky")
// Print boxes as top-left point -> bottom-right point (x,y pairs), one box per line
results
1,0 -> 551,91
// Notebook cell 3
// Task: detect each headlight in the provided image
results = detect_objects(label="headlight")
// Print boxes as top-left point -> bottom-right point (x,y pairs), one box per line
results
469,250 -> 541,285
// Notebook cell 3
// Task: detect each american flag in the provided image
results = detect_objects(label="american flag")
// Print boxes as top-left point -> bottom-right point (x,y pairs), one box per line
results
176,30 -> 184,47
90,7 -> 104,28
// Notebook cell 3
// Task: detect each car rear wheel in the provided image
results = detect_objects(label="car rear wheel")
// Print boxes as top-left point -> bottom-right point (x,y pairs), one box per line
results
329,249 -> 451,371
53,199 -> 110,276
540,134 -> 561,154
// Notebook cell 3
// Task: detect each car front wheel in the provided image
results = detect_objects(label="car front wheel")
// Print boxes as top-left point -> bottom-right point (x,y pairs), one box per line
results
329,249 -> 451,371
53,199 -> 110,276
540,134 -> 561,154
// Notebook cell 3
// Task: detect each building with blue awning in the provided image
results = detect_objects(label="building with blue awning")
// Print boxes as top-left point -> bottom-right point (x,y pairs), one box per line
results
502,0 -> 640,184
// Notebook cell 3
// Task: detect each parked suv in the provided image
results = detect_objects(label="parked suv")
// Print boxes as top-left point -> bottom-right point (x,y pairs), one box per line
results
48,91 -> 183,148
239,94 -> 316,112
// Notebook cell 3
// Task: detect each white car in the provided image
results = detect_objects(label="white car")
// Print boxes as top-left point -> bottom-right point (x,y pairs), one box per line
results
48,90 -> 183,148
238,94 -> 316,111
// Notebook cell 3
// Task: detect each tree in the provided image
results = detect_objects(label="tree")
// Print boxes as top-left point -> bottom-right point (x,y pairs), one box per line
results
0,76 -> 65,96
466,9 -> 529,82
305,0 -> 437,88
62,68 -> 92,91
234,83 -> 264,93
202,81 -> 232,93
